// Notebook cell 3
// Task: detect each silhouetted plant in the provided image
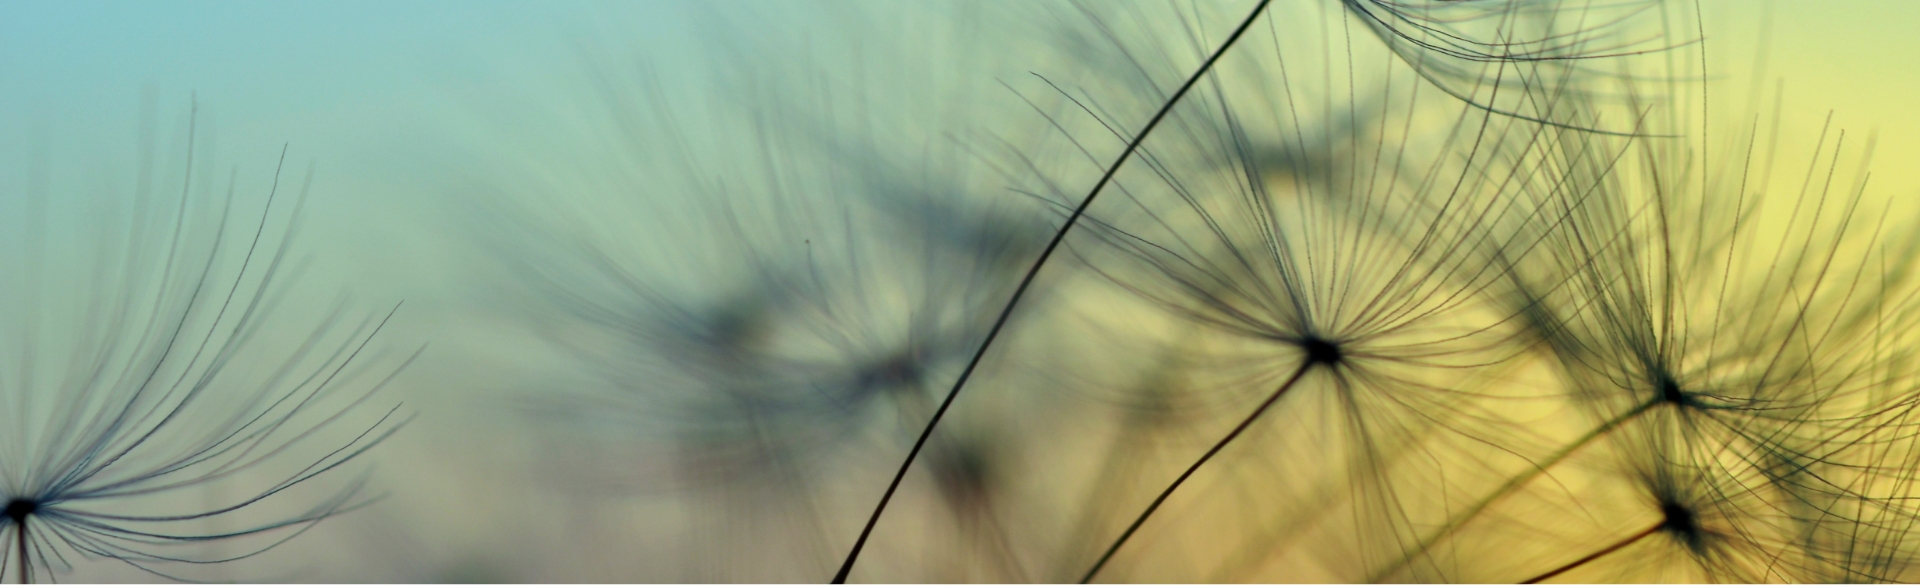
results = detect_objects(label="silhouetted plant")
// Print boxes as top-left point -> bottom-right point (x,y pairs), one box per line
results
488,35 -> 1077,578
0,105 -> 411,582
494,1 -> 1920,583
1372,62 -> 1920,583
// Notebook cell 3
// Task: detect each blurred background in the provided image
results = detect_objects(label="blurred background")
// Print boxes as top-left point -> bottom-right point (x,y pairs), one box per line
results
2,0 -> 1918,582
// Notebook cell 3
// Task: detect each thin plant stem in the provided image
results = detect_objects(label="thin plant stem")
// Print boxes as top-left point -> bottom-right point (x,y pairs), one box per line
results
1520,521 -> 1664,583
1371,397 -> 1663,581
1059,382 -> 1177,580
1203,356 -> 1540,582
1081,361 -> 1314,583
15,519 -> 26,585
828,1 -> 1274,581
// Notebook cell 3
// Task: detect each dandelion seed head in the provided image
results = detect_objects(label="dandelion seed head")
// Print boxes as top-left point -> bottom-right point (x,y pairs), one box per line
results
497,26 -> 1059,545
0,101 -> 410,581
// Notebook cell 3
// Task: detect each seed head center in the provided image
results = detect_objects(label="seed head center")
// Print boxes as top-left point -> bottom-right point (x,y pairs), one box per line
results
857,353 -> 923,394
1658,374 -> 1688,406
1301,336 -> 1343,366
1659,500 -> 1697,534
3,498 -> 35,523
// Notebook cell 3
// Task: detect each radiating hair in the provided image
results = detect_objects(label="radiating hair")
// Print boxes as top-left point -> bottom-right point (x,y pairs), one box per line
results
0,104 -> 411,582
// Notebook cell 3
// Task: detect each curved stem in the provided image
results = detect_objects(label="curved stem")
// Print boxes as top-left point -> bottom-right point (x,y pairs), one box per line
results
828,1 -> 1274,582
1371,398 -> 1660,582
14,518 -> 27,585
1081,361 -> 1314,583
1520,521 -> 1662,584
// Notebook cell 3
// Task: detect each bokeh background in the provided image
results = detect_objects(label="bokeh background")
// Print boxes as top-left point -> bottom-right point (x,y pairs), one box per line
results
2,1 -> 1919,582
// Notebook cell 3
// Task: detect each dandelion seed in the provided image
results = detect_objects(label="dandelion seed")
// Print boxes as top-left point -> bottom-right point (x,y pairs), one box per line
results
0,103 -> 410,582
1378,75 -> 1920,582
991,9 -> 1634,581
496,45 -> 1061,580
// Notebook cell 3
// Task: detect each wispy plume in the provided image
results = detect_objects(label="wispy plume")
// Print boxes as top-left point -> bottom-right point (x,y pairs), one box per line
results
0,103 -> 411,583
